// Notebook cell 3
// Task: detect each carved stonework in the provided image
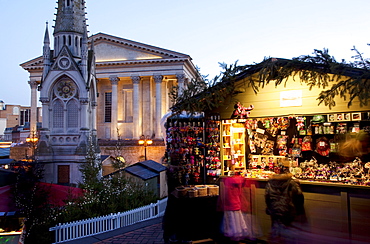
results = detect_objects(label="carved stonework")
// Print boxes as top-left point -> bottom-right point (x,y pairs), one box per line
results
40,97 -> 50,104
58,57 -> 71,70
109,75 -> 120,85
131,76 -> 141,84
28,80 -> 39,89
55,79 -> 76,99
176,74 -> 185,82
80,98 -> 89,104
154,75 -> 163,84
50,49 -> 78,71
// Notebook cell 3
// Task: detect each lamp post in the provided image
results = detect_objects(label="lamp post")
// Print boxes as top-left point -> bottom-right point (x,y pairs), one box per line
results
26,132 -> 38,162
138,135 -> 153,161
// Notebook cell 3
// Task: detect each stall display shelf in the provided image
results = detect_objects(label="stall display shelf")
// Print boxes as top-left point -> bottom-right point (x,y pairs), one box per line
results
221,119 -> 246,175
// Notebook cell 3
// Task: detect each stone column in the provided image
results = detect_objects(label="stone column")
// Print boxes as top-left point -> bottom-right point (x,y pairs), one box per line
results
176,74 -> 185,97
80,98 -> 89,129
91,101 -> 97,131
40,97 -> 50,129
29,80 -> 38,133
110,75 -> 119,140
131,76 -> 141,139
154,75 -> 163,139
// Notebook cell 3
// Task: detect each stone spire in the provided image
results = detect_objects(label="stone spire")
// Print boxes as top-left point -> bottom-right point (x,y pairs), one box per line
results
53,0 -> 87,57
80,23 -> 88,83
42,22 -> 51,80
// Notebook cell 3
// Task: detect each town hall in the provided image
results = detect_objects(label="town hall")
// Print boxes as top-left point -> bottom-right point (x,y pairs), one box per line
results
20,0 -> 199,185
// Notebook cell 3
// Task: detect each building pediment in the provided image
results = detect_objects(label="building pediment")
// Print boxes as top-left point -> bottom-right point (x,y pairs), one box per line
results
20,56 -> 43,71
50,46 -> 80,72
92,33 -> 190,63
20,32 -> 192,71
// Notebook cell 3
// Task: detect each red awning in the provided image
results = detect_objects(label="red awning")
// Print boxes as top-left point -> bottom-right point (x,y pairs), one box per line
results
0,183 -> 84,212
38,182 -> 84,207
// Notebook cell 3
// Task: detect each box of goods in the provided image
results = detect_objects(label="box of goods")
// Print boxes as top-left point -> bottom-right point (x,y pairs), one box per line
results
206,185 -> 219,196
188,188 -> 198,198
174,186 -> 191,198
195,185 -> 208,197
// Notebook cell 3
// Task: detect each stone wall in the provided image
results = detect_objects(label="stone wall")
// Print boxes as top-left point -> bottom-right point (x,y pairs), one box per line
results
99,140 -> 166,166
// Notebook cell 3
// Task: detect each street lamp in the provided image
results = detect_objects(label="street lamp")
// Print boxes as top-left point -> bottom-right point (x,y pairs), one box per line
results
26,133 -> 38,162
138,135 -> 153,161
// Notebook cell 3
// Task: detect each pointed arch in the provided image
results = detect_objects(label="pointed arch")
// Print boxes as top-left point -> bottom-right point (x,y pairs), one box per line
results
53,99 -> 64,128
67,99 -> 79,128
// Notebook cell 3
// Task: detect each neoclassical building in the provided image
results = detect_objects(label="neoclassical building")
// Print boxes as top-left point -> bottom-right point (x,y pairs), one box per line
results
92,32 -> 198,140
20,0 -> 199,185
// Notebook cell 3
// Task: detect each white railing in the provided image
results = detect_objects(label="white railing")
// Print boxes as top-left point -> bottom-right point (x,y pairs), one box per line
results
49,197 -> 168,244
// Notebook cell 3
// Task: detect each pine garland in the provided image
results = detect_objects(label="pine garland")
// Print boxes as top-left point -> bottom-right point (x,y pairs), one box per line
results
170,48 -> 370,114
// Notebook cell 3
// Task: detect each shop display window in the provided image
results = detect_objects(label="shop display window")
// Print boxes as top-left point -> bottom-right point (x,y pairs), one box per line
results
165,115 -> 221,184
166,111 -> 369,185
221,120 -> 246,175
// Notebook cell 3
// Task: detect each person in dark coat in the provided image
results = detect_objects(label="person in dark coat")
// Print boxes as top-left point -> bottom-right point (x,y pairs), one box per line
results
265,169 -> 304,243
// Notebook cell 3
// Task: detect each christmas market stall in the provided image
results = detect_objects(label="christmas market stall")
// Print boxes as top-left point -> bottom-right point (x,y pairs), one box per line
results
165,57 -> 370,243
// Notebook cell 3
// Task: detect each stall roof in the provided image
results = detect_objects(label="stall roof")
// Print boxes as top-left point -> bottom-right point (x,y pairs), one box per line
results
0,158 -> 15,165
101,155 -> 110,162
140,160 -> 167,173
0,148 -> 10,157
124,164 -> 158,180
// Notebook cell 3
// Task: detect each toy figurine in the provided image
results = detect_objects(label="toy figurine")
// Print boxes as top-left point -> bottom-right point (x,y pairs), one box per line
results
231,102 -> 254,119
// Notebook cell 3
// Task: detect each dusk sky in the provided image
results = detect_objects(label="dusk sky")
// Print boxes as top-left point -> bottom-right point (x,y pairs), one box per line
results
1,0 -> 369,106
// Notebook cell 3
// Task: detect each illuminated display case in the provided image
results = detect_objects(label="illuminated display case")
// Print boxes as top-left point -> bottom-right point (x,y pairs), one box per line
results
221,120 -> 246,175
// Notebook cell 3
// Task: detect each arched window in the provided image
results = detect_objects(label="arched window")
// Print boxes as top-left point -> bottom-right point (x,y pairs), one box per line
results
75,36 -> 78,47
53,100 -> 64,128
68,35 -> 72,46
63,35 -> 66,45
12,107 -> 19,115
67,100 -> 79,128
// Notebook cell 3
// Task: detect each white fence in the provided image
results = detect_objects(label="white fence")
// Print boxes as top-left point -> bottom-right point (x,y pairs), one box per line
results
49,197 -> 168,243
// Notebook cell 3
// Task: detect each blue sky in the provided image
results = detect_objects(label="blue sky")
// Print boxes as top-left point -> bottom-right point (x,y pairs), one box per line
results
1,0 -> 369,106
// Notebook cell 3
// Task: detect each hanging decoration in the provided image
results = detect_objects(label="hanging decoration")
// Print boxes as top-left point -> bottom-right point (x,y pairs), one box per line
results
231,102 -> 254,119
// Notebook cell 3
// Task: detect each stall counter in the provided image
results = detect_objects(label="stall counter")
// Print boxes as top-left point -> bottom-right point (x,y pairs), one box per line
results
244,177 -> 370,243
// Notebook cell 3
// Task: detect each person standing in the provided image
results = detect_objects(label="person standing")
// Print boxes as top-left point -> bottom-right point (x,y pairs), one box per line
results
265,168 -> 305,243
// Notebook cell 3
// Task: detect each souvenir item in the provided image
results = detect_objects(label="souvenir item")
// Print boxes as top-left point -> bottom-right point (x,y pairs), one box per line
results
231,102 -> 254,119
316,137 -> 330,156
311,115 -> 326,124
291,138 -> 302,157
296,116 -> 306,135
301,136 -> 312,151
276,135 -> 288,156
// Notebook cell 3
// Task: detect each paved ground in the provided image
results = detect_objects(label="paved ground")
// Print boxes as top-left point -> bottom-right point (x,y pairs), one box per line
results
94,221 -> 164,244
64,217 -> 165,244
61,216 -> 370,244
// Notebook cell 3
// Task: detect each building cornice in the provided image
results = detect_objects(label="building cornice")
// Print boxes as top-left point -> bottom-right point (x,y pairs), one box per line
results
95,58 -> 189,67
91,32 -> 190,59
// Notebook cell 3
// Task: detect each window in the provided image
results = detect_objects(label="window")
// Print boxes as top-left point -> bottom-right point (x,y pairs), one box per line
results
20,109 -> 30,126
105,92 -> 112,122
53,100 -> 64,128
67,100 -> 78,128
13,107 -> 19,115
